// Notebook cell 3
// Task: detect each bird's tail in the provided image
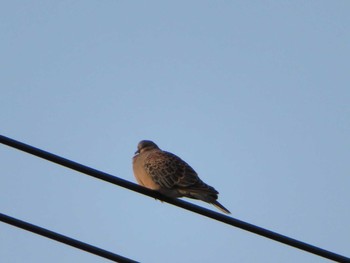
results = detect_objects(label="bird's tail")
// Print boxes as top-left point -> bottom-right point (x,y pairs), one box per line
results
178,187 -> 231,214
212,200 -> 231,214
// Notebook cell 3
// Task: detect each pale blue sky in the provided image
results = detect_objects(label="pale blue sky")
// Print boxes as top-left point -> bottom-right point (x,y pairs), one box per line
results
1,1 -> 349,262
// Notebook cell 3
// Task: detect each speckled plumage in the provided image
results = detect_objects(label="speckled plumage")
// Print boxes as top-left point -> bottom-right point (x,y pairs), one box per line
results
132,140 -> 231,214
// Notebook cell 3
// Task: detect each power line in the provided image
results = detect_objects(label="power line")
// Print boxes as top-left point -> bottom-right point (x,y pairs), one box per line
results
1,134 -> 349,263
0,212 -> 138,263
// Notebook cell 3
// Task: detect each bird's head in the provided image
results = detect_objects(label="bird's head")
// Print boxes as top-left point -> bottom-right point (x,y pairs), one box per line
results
135,140 -> 160,154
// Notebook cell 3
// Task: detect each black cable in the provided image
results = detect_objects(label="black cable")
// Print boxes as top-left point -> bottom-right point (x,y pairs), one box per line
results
0,213 -> 138,263
1,134 -> 349,263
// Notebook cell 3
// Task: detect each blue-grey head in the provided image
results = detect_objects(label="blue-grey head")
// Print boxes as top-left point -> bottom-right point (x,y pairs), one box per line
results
135,140 -> 160,154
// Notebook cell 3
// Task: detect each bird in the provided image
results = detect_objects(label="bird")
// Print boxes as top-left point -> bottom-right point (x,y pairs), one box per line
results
132,140 -> 231,214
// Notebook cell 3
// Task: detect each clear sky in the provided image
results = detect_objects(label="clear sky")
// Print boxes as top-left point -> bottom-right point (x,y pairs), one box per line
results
1,1 -> 349,262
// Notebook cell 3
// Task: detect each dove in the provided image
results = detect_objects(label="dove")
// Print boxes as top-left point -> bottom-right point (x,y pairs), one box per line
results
132,140 -> 230,214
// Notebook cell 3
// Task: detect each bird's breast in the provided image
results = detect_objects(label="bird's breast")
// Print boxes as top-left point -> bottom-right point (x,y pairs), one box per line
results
132,154 -> 161,190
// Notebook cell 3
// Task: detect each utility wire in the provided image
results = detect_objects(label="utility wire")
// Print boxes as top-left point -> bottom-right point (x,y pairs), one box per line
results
0,213 -> 138,263
1,134 -> 349,263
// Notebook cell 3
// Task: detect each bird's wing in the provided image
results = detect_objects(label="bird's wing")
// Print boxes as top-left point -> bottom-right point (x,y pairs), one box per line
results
144,151 -> 199,189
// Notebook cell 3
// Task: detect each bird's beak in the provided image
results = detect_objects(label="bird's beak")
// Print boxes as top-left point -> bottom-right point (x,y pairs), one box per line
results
135,149 -> 140,154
